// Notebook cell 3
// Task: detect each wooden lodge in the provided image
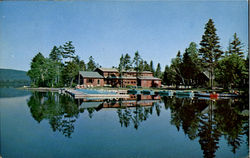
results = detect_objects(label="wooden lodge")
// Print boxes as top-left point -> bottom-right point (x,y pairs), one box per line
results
78,68 -> 161,88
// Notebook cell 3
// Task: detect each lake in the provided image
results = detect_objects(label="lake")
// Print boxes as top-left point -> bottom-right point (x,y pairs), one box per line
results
0,88 -> 249,158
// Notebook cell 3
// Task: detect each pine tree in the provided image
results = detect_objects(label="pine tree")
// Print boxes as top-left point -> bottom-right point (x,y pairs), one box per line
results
199,19 -> 223,89
62,41 -> 75,60
124,53 -> 131,70
133,51 -> 142,78
229,33 -> 244,58
155,63 -> 162,78
149,60 -> 154,74
87,56 -> 96,71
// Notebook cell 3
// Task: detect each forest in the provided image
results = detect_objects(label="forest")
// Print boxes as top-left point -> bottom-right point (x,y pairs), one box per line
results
27,19 -> 249,91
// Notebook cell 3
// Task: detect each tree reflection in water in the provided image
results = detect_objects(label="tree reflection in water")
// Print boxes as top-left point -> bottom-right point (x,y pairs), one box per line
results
162,96 -> 249,158
27,91 -> 80,138
117,103 -> 156,130
27,92 -> 248,156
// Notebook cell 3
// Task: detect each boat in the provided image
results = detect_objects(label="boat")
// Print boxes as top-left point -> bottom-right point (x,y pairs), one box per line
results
156,90 -> 173,96
141,90 -> 154,95
196,92 -> 238,99
175,91 -> 194,97
127,89 -> 140,94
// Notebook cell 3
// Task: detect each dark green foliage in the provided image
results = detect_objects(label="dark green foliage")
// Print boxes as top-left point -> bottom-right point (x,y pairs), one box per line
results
199,19 -> 223,89
61,41 -> 75,59
28,41 -> 87,87
181,42 -> 202,86
215,54 -> 248,89
133,51 -> 142,78
143,61 -> 151,71
155,63 -> 162,78
162,65 -> 175,85
149,60 -> 154,74
87,56 -> 97,71
124,53 -> 132,70
49,46 -> 62,62
171,50 -> 185,86
229,33 -> 244,58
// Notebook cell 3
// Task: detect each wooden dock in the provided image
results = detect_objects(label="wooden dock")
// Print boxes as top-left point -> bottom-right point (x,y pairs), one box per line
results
65,89 -> 130,99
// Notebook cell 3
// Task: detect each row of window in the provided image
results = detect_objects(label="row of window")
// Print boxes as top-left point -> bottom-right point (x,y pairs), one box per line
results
87,79 -> 100,84
124,81 -> 136,84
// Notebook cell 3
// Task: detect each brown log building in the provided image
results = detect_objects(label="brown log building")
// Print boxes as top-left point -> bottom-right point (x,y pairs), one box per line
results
78,68 -> 161,88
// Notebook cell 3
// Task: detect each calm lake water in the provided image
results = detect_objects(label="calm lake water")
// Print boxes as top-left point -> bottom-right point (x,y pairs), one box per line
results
0,88 -> 249,158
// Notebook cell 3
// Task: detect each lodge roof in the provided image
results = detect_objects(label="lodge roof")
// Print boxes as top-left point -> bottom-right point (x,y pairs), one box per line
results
96,67 -> 153,74
79,71 -> 104,78
139,76 -> 161,80
95,68 -> 118,72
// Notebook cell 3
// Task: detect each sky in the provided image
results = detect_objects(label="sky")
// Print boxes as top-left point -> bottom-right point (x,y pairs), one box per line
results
0,1 -> 248,71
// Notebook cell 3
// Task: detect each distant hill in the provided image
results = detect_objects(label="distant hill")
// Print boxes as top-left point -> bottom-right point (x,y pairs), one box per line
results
0,68 -> 30,81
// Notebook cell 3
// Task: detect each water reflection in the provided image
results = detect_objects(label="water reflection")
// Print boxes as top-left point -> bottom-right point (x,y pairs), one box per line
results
162,96 -> 249,158
26,92 -> 249,157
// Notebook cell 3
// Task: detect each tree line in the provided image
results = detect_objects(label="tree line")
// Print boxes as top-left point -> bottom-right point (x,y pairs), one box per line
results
27,42 -> 162,88
27,41 -> 99,87
162,19 -> 248,90
28,19 -> 248,90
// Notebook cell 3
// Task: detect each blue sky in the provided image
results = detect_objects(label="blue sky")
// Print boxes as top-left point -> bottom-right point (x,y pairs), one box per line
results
0,1 -> 248,71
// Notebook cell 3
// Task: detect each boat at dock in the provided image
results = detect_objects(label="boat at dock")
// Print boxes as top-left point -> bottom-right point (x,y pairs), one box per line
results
127,89 -> 141,94
156,90 -> 173,96
141,90 -> 154,95
175,91 -> 194,97
195,92 -> 238,99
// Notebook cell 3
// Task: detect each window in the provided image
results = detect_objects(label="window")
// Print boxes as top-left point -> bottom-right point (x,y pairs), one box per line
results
87,79 -> 93,83
98,79 -> 100,84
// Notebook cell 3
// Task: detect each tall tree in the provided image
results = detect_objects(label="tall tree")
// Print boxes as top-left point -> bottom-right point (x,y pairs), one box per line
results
229,33 -> 244,58
133,51 -> 142,79
149,60 -> 155,74
27,52 -> 46,87
124,53 -> 132,70
199,19 -> 223,89
49,46 -> 62,62
87,56 -> 97,71
182,42 -> 201,86
215,54 -> 248,89
143,61 -> 151,71
118,54 -> 125,87
155,63 -> 162,78
49,46 -> 63,87
171,51 -> 185,86
163,65 -> 176,86
62,41 -> 76,60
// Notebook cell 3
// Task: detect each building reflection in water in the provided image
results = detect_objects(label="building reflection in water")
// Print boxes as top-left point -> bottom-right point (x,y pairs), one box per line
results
27,91 -> 249,157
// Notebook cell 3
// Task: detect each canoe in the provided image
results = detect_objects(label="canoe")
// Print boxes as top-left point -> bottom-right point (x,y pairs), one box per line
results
141,90 -> 154,95
127,89 -> 140,94
175,91 -> 194,97
156,90 -> 173,96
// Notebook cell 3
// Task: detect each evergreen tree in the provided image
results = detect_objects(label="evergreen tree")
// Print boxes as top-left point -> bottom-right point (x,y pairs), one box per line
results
87,56 -> 97,71
155,63 -> 162,78
215,54 -> 248,89
182,42 -> 201,86
143,61 -> 151,71
49,46 -> 62,62
124,53 -> 132,70
163,65 -> 176,86
171,51 -> 185,86
62,41 -> 76,60
149,60 -> 154,74
229,33 -> 244,58
118,54 -> 125,87
199,19 -> 223,89
133,51 -> 142,78
27,52 -> 46,87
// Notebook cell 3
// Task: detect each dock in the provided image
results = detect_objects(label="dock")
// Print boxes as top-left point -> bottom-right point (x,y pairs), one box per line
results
65,89 -> 130,99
